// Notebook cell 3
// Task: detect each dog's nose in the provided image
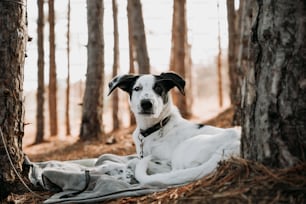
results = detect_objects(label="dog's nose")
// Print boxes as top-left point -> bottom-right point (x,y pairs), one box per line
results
140,99 -> 153,110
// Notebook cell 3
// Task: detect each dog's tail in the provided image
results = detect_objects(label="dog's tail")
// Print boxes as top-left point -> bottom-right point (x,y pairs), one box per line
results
135,151 -> 225,186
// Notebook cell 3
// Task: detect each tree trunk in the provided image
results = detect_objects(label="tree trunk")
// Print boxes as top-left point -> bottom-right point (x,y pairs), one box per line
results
128,0 -> 150,74
241,0 -> 306,168
48,0 -> 58,136
169,0 -> 178,73
169,0 -> 179,106
65,0 -> 71,136
35,0 -> 45,144
127,0 -> 135,75
170,0 -> 190,118
185,43 -> 193,114
227,0 -> 240,124
226,0 -> 245,125
80,0 -> 104,141
112,0 -> 120,131
217,1 -> 223,108
0,0 -> 27,198
127,0 -> 138,126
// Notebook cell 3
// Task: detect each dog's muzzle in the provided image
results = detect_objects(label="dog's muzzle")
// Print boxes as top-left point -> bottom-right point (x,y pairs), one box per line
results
140,99 -> 154,114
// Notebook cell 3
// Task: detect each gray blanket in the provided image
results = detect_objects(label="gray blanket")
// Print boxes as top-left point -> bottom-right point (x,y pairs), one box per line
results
28,154 -> 167,203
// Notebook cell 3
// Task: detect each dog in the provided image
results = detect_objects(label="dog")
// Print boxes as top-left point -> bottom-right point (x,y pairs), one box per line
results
108,72 -> 240,186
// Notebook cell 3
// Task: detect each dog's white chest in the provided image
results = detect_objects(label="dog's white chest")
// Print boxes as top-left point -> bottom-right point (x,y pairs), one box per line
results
146,137 -> 174,160
134,122 -> 193,161
136,132 -> 173,160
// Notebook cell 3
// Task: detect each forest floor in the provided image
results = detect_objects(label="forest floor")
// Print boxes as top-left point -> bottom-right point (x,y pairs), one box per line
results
5,107 -> 306,203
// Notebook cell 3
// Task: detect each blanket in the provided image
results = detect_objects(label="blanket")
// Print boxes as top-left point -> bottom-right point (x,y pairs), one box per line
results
28,154 -> 166,203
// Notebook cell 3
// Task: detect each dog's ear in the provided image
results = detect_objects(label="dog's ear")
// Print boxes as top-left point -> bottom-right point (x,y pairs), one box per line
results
108,74 -> 139,96
157,72 -> 185,95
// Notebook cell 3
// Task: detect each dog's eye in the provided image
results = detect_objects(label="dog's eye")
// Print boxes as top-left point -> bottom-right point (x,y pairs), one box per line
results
154,85 -> 163,94
133,86 -> 141,92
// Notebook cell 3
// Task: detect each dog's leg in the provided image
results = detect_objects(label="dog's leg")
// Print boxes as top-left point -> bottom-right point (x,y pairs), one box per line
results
134,142 -> 231,186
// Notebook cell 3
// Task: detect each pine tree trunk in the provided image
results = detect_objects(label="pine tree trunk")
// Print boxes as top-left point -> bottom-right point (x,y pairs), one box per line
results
226,0 -> 236,104
112,0 -> 120,131
227,0 -> 241,125
185,44 -> 193,114
241,0 -> 306,168
169,0 -> 178,73
128,0 -> 150,74
227,0 -> 248,125
35,0 -> 45,144
217,2 -> 223,108
127,0 -> 135,75
65,0 -> 71,136
169,0 -> 179,106
80,0 -> 104,141
170,0 -> 190,118
48,0 -> 58,136
0,0 -> 27,198
127,0 -> 138,126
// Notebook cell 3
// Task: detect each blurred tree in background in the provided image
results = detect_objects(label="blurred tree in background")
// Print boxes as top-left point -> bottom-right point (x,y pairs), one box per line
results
35,0 -> 45,144
80,0 -> 105,141
48,0 -> 58,137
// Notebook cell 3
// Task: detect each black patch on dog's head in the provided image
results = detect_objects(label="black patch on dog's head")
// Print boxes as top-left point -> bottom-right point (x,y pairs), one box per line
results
109,72 -> 186,104
153,80 -> 169,104
155,72 -> 186,94
108,74 -> 139,97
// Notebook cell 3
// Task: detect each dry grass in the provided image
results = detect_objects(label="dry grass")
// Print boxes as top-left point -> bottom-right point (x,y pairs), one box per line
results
4,107 -> 306,203
112,158 -> 306,204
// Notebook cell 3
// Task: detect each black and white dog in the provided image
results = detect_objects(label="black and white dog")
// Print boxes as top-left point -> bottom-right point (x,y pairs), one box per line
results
108,72 -> 240,186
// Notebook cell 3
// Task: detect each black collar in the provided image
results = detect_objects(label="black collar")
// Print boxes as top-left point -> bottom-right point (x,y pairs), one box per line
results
140,116 -> 171,137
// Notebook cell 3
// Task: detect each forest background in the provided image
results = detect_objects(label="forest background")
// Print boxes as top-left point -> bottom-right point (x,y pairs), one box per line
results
23,0 -> 231,145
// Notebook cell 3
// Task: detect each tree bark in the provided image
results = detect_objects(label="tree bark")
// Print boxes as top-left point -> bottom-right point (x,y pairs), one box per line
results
227,0 -> 249,125
169,0 -> 178,73
80,0 -> 104,141
185,43 -> 193,115
112,0 -> 120,131
127,0 -> 138,126
65,0 -> 71,136
169,0 -> 179,106
128,0 -> 150,74
0,0 -> 27,198
170,0 -> 190,118
217,1 -> 223,108
227,0 -> 241,124
35,0 -> 45,144
241,0 -> 306,168
127,0 -> 135,75
48,0 -> 58,136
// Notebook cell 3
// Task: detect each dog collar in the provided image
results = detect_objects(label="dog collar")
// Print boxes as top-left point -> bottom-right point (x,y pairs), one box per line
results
140,116 -> 171,137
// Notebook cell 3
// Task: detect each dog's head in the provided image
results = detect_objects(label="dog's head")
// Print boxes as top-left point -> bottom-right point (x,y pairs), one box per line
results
108,72 -> 185,118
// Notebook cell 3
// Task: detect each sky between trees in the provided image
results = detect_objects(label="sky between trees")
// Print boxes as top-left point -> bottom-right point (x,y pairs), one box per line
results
24,0 -> 231,91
